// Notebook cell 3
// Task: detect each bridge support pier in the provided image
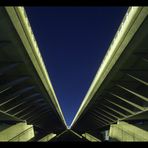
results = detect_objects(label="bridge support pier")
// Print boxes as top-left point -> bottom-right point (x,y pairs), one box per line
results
109,121 -> 148,141
38,133 -> 56,142
82,133 -> 101,142
0,122 -> 34,141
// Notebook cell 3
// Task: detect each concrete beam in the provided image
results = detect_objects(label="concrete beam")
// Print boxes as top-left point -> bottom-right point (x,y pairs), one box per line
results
5,7 -> 66,127
38,133 -> 56,142
0,63 -> 20,75
13,104 -> 35,116
101,103 -> 127,117
109,121 -> 148,141
71,7 -> 148,128
0,122 -> 34,141
82,133 -> 101,142
110,92 -> 144,110
0,93 -> 41,107
117,84 -> 148,102
104,99 -> 135,115
19,107 -> 50,119
0,110 -> 24,122
5,99 -> 44,113
70,130 -> 83,139
93,110 -> 115,122
127,74 -> 148,86
26,111 -> 49,122
90,112 -> 111,124
95,106 -> 119,119
93,116 -> 107,126
0,76 -> 29,94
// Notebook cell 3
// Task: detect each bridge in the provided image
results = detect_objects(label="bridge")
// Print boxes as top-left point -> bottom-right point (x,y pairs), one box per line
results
0,7 -> 66,141
0,6 -> 148,141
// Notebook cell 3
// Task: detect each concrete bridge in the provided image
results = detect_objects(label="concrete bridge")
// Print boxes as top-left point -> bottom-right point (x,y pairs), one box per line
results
0,6 -> 148,142
0,7 -> 66,141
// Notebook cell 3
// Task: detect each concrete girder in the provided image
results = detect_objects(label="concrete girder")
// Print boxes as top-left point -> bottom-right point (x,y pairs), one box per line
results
5,99 -> 44,113
0,95 -> 19,106
110,92 -> 144,111
13,104 -> 40,116
101,103 -> 127,117
82,133 -> 101,142
20,107 -> 50,119
0,63 -> 20,75
120,68 -> 148,72
127,74 -> 148,86
14,86 -> 36,95
25,110 -> 50,121
0,86 -> 11,94
5,101 -> 30,113
3,91 -> 41,112
0,122 -> 34,141
109,121 -> 148,141
38,133 -> 56,142
93,117 -> 108,126
117,84 -> 148,102
26,111 -> 50,123
0,93 -> 41,107
95,106 -> 119,119
19,107 -> 49,119
86,114 -> 105,128
8,126 -> 34,142
10,102 -> 48,116
4,7 -> 66,127
90,112 -> 111,124
92,110 -> 116,122
0,76 -> 29,93
71,7 -> 148,129
0,109 -> 24,122
0,86 -> 36,105
143,58 -> 148,63
89,113 -> 107,126
104,99 -> 135,115
69,130 -> 83,139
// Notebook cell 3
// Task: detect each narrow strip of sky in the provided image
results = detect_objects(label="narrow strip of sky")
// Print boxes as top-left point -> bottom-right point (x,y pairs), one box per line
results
25,7 -> 128,126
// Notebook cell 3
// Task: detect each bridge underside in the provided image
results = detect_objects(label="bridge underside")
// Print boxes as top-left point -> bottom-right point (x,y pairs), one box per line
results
71,7 -> 148,140
0,6 -> 148,142
0,7 -> 66,137
50,130 -> 88,142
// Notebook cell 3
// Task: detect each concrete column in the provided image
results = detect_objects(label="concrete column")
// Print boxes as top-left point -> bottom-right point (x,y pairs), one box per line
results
82,133 -> 101,142
104,130 -> 109,141
109,121 -> 148,141
38,133 -> 56,142
0,122 -> 34,141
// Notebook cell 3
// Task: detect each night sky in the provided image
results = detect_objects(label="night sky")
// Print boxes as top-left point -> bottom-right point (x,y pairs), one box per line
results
25,7 -> 128,126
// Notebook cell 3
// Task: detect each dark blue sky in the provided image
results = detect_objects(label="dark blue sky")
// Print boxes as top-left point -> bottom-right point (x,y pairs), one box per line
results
25,7 -> 128,126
